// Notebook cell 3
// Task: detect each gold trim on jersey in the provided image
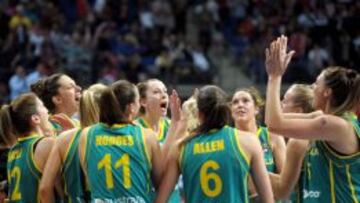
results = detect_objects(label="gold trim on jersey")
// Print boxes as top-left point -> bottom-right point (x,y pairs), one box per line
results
179,145 -> 185,169
346,165 -> 359,203
138,117 -> 166,141
17,133 -> 39,142
140,127 -> 152,167
234,129 -> 250,165
321,141 -> 360,160
329,161 -> 336,203
63,129 -> 80,169
256,128 -> 262,138
28,137 -> 42,179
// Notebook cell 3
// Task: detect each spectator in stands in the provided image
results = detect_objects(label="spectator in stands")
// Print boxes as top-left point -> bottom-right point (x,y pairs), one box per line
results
9,64 -> 28,100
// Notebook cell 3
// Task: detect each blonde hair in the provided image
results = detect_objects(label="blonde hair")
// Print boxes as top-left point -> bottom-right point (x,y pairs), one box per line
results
182,97 -> 199,133
288,84 -> 314,113
80,84 -> 107,127
176,97 -> 199,146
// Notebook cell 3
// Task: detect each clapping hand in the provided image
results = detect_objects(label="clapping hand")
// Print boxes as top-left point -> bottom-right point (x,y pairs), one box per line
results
265,35 -> 295,77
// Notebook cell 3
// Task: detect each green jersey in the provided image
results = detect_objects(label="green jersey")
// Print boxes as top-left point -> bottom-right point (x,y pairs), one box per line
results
257,127 -> 276,172
135,117 -> 170,144
135,116 -> 181,203
294,113 -> 360,203
50,113 -> 80,134
7,134 -> 43,203
62,129 -> 88,202
180,126 -> 250,203
84,123 -> 152,202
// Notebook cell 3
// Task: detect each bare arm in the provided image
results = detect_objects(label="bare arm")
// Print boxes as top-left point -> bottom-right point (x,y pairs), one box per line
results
283,111 -> 323,119
266,77 -> 348,142
35,137 -> 58,201
240,133 -> 274,203
144,129 -> 163,189
162,90 -> 182,158
264,36 -> 354,153
154,147 -> 180,203
270,139 -> 308,200
39,141 -> 61,202
39,129 -> 78,201
270,132 -> 286,173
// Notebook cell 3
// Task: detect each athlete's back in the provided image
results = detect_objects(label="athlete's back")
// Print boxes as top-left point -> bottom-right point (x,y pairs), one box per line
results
7,136 -> 43,203
85,123 -> 152,202
181,126 -> 250,203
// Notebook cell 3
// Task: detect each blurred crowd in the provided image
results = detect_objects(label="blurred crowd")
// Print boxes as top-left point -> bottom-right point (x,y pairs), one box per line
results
219,0 -> 360,83
0,0 -> 359,104
0,0 -> 218,105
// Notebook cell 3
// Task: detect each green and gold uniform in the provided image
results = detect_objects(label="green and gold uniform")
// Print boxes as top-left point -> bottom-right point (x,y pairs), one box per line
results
257,127 -> 276,172
293,113 -> 360,202
180,126 -> 250,203
135,117 -> 170,144
84,123 -> 152,202
135,117 -> 181,203
7,134 -> 43,203
50,113 -> 80,135
62,130 -> 88,202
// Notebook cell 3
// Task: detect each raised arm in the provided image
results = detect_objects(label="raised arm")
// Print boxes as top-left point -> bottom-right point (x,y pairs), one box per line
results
283,110 -> 323,119
162,90 -> 182,158
264,36 -> 350,143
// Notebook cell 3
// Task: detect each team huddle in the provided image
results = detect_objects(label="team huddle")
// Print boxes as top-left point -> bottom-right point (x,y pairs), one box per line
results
1,36 -> 359,203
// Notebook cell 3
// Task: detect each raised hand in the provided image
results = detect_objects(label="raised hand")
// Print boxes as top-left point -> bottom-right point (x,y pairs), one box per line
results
170,90 -> 182,123
169,90 -> 188,139
265,36 -> 295,77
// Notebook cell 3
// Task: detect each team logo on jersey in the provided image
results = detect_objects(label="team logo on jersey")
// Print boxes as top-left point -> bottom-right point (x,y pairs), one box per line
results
261,143 -> 270,153
303,189 -> 321,199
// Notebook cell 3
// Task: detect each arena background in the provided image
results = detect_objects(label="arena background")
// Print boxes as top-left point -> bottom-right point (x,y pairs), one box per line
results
0,0 -> 359,103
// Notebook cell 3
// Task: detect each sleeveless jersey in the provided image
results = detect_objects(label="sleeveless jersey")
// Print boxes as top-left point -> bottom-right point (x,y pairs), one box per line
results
62,129 -> 88,202
85,123 -> 152,202
257,127 -> 276,172
294,113 -> 360,202
135,116 -> 181,203
135,117 -> 170,144
180,126 -> 250,203
7,134 -> 43,203
50,113 -> 79,134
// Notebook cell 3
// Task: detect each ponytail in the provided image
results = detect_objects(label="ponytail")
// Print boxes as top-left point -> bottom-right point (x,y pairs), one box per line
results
0,93 -> 39,145
0,105 -> 15,146
99,80 -> 137,125
323,67 -> 360,115
195,85 -> 231,134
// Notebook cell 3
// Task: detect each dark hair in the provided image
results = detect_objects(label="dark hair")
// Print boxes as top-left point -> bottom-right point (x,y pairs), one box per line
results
195,85 -> 231,134
0,93 -> 39,144
322,67 -> 360,115
99,80 -> 138,125
137,78 -> 162,115
30,73 -> 64,114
